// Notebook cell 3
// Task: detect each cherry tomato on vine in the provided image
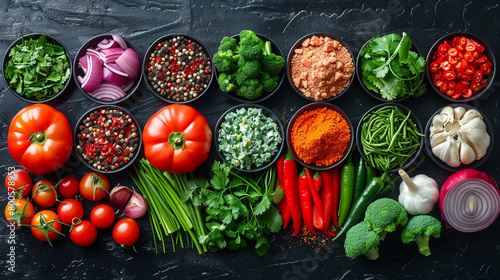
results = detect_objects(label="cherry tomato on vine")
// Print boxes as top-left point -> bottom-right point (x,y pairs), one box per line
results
90,204 -> 115,229
32,180 -> 58,207
80,172 -> 110,201
30,210 -> 63,246
5,169 -> 32,197
112,218 -> 140,246
70,220 -> 98,247
58,176 -> 80,198
57,198 -> 84,224
5,198 -> 35,226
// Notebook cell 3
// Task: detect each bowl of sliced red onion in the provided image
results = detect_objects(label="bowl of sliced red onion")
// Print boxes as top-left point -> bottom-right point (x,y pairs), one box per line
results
73,34 -> 142,104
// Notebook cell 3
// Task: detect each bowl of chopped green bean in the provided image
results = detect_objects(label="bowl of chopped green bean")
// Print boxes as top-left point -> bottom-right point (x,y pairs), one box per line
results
2,33 -> 72,103
214,104 -> 284,172
356,103 -> 424,173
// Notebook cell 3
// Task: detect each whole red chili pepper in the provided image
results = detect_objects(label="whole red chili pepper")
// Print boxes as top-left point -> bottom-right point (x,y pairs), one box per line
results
319,169 -> 336,237
283,151 -> 301,236
332,165 -> 341,228
298,168 -> 316,235
313,205 -> 323,231
305,168 -> 324,223
277,155 -> 291,229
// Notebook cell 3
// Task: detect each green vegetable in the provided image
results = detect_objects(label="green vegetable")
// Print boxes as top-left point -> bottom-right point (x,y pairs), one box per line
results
344,222 -> 380,260
360,32 -> 426,100
4,35 -> 71,101
364,198 -> 408,240
353,156 -> 367,202
237,79 -> 263,100
261,41 -> 285,76
338,152 -> 355,228
218,72 -> 237,93
196,161 -> 284,257
218,37 -> 239,52
360,105 -> 423,171
218,107 -> 282,170
213,50 -> 239,73
401,215 -> 442,256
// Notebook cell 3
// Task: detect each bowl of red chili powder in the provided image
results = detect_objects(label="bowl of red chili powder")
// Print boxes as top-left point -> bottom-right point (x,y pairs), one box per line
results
74,105 -> 142,173
287,102 -> 353,170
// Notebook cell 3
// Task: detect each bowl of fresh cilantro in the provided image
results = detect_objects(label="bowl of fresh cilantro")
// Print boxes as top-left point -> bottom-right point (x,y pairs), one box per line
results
357,32 -> 427,102
214,104 -> 284,172
2,34 -> 72,103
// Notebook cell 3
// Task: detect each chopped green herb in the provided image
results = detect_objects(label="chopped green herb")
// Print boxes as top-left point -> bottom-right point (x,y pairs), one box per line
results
4,35 -> 70,101
218,107 -> 282,170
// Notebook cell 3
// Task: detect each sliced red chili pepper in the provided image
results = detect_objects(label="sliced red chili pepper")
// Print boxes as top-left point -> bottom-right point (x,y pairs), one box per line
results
458,37 -> 467,46
434,79 -> 444,88
456,44 -> 465,52
477,55 -> 489,64
452,91 -> 462,99
454,61 -> 463,70
446,89 -> 455,96
448,80 -> 457,89
465,39 -> 475,52
448,48 -> 458,57
448,56 -> 459,65
439,82 -> 448,93
452,37 -> 459,44
464,65 -> 475,75
454,81 -> 466,94
429,62 -> 440,72
438,43 -> 450,54
471,79 -> 487,92
464,52 -> 474,63
431,71 -> 442,80
441,61 -> 452,71
473,70 -> 483,82
460,60 -> 468,69
461,74 -> 473,81
443,70 -> 456,80
480,63 -> 491,75
470,39 -> 484,53
461,88 -> 473,98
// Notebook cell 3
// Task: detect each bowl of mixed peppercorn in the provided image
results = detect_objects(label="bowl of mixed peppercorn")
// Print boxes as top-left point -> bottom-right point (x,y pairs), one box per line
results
143,34 -> 214,103
74,105 -> 142,173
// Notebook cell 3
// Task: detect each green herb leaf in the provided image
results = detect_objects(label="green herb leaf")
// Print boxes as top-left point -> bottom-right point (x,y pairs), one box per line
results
253,194 -> 271,216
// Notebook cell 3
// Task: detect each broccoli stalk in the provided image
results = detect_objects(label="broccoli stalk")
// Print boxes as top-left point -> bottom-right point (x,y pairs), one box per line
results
364,198 -> 408,240
262,41 -> 285,76
344,222 -> 380,260
401,215 -> 442,257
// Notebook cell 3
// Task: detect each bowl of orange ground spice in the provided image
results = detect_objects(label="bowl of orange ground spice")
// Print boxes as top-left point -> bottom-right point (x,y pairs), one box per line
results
287,33 -> 355,102
287,102 -> 354,170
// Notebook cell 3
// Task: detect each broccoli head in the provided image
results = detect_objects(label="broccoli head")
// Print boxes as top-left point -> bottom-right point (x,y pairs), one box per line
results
239,30 -> 265,61
262,41 -> 285,75
213,50 -> 239,73
260,72 -> 279,92
344,222 -> 380,260
364,198 -> 408,240
238,58 -> 261,79
218,36 -> 239,52
401,215 -> 441,257
237,78 -> 263,100
218,72 -> 237,93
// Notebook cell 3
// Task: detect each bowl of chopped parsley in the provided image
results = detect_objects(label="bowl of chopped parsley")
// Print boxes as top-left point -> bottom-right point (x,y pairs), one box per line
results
357,32 -> 427,102
2,34 -> 72,103
214,104 -> 284,172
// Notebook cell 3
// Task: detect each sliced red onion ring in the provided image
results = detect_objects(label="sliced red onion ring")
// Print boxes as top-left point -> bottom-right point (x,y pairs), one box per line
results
120,79 -> 135,92
88,82 -> 126,101
100,48 -> 125,63
102,67 -> 130,85
81,55 -> 102,93
104,62 -> 129,77
97,38 -> 119,49
115,48 -> 140,81
86,48 -> 101,58
440,169 -> 500,232
112,34 -> 128,50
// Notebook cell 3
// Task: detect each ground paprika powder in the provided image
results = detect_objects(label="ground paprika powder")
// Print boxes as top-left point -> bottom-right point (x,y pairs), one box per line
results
290,107 -> 350,166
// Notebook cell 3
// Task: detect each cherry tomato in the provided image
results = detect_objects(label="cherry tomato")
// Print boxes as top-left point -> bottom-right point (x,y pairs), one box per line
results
32,180 -> 58,207
112,218 -> 140,246
90,204 -> 115,229
80,172 -> 110,201
57,199 -> 84,224
5,169 -> 32,197
30,210 -> 63,245
5,198 -> 35,226
70,220 -> 98,247
58,176 -> 80,198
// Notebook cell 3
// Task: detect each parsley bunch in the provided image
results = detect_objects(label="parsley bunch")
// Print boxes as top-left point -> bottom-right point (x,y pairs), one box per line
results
4,35 -> 70,101
360,33 -> 426,100
191,161 -> 284,257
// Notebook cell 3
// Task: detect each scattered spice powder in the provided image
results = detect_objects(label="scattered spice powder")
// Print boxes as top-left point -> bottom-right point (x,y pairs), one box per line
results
290,107 -> 350,166
291,35 -> 354,100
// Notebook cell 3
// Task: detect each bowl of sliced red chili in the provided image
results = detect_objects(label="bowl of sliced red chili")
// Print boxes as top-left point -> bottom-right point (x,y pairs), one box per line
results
426,32 -> 495,102
143,34 -> 214,103
287,102 -> 354,170
74,105 -> 142,173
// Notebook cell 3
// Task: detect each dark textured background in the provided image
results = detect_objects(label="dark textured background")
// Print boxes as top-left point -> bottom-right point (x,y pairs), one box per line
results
1,0 -> 499,279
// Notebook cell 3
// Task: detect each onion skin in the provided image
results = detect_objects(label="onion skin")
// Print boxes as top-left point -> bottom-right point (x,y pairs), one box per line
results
123,192 -> 148,219
440,168 -> 500,232
109,185 -> 133,210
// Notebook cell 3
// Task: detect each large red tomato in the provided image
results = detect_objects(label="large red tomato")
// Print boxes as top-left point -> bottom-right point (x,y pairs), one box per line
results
8,104 -> 73,175
142,104 -> 212,173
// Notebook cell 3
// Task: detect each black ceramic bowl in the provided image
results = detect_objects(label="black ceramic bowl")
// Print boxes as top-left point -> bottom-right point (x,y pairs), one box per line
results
73,34 -> 142,105
143,34 -> 214,104
424,104 -> 494,172
426,32 -> 496,102
357,33 -> 424,102
214,33 -> 285,104
74,105 -> 142,173
214,104 -> 285,172
287,32 -> 355,102
287,102 -> 354,170
2,33 -> 72,103
356,103 -> 424,173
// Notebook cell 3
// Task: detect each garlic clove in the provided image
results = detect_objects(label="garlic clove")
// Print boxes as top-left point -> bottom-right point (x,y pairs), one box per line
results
440,106 -> 455,123
453,106 -> 466,120
431,114 -> 448,131
460,119 -> 490,160
432,135 -> 461,167
459,109 -> 483,126
430,129 -> 448,148
457,132 -> 476,165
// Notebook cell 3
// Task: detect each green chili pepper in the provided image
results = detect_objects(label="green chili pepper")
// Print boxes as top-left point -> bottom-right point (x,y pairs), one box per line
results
337,152 -> 355,228
352,156 -> 366,202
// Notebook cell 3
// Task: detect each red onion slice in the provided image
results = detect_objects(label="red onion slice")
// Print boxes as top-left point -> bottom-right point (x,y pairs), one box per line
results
111,34 -> 128,50
88,82 -> 127,101
81,55 -> 103,93
102,67 -> 130,85
97,38 -> 119,49
115,48 -> 140,81
104,63 -> 129,77
120,79 -> 135,92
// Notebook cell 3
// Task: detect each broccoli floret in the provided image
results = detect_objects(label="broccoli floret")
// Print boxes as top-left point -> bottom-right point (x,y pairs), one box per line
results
237,78 -> 263,100
213,50 -> 240,73
260,72 -> 279,92
218,72 -> 237,93
218,36 -> 239,52
344,222 -> 380,260
364,198 -> 408,240
238,58 -> 261,79
401,215 -> 442,257
262,41 -> 285,75
239,30 -> 265,61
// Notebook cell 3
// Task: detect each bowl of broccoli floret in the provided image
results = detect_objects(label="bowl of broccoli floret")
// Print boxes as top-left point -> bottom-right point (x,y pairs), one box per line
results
213,30 -> 286,103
